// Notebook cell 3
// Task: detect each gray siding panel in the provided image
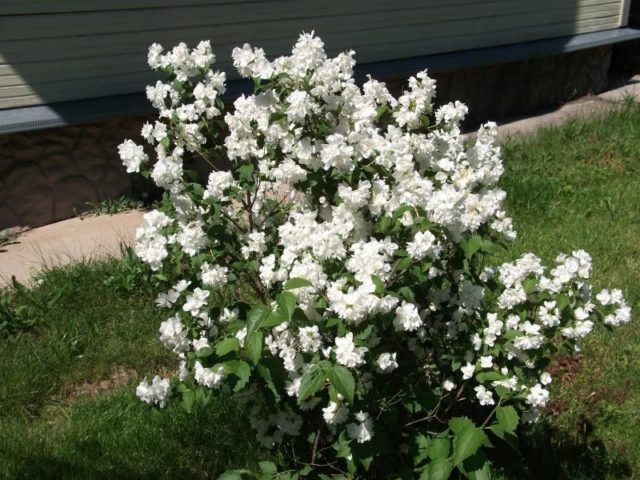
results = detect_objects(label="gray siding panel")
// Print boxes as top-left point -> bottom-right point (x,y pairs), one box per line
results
0,0 -> 626,109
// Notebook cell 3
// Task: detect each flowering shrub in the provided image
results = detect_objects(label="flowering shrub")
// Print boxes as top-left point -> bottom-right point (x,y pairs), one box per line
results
123,34 -> 631,479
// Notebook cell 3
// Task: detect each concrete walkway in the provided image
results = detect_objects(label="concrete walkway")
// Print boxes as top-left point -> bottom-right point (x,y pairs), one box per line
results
1,76 -> 639,286
0,210 -> 143,285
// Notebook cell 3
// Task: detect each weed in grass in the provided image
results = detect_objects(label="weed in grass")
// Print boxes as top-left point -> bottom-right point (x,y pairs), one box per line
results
77,195 -> 145,218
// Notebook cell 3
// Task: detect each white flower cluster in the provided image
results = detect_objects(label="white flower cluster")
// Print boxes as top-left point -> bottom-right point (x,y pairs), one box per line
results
127,34 -> 630,457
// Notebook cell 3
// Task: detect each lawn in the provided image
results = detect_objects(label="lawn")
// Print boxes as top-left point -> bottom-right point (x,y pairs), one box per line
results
1,104 -> 639,479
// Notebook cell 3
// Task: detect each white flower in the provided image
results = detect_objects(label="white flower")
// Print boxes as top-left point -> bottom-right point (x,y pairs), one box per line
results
194,361 -> 226,388
526,383 -> 550,408
443,379 -> 456,391
241,231 -> 267,259
407,230 -> 439,261
177,220 -> 209,256
334,332 -> 367,368
182,287 -> 210,316
204,171 -> 236,201
461,362 -> 475,380
201,262 -> 228,290
118,139 -> 148,173
479,355 -> 493,369
393,302 -> 423,332
346,411 -> 374,443
474,385 -> 495,406
159,315 -> 189,353
323,401 -> 349,425
136,376 -> 170,407
298,326 -> 322,353
192,337 -> 210,352
155,289 -> 179,308
376,352 -> 398,373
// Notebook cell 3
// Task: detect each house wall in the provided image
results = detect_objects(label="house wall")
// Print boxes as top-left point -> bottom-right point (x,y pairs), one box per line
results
0,0 -> 626,109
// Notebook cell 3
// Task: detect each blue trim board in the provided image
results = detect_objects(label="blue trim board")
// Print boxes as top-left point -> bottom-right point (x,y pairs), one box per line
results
1,27 -> 639,135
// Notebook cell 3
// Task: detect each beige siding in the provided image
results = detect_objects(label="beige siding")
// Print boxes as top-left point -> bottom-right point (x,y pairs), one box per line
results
0,0 -> 625,109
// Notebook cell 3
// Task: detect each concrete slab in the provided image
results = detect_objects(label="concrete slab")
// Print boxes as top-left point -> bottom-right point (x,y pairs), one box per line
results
0,210 -> 143,286
496,75 -> 640,139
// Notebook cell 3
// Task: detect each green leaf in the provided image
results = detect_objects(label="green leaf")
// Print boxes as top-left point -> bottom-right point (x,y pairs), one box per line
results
195,346 -> 215,358
463,235 -> 483,259
495,406 -> 519,434
421,458 -> 453,480
428,438 -> 451,460
523,277 -> 537,294
263,310 -> 286,328
298,365 -> 326,403
257,362 -> 282,401
277,291 -> 297,321
453,425 -> 487,466
245,330 -> 264,365
246,304 -> 271,337
181,390 -> 195,413
258,461 -> 278,476
371,275 -> 385,294
327,365 -> 355,404
396,257 -> 413,273
284,277 -> 313,290
464,451 -> 492,480
449,416 -> 474,434
556,293 -> 571,311
218,470 -> 253,480
215,337 -> 240,356
238,163 -> 254,183
224,360 -> 251,392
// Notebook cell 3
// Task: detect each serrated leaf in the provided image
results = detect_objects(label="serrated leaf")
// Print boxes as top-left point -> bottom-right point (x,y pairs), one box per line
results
284,277 -> 313,290
298,365 -> 326,403
421,458 -> 453,480
245,330 -> 264,364
327,365 -> 355,404
277,291 -> 297,321
215,337 -> 240,356
496,406 -> 519,434
453,426 -> 487,466
449,416 -> 474,434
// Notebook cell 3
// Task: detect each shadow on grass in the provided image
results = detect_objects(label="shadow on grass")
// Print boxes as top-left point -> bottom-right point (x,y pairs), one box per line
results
494,420 -> 632,480
0,390 -> 269,480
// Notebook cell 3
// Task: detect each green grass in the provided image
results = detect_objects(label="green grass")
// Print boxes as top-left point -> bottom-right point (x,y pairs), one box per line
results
493,103 -> 640,479
1,104 -> 639,479
0,258 -> 265,479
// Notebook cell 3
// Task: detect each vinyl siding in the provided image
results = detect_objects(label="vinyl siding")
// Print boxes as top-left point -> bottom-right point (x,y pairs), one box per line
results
0,0 -> 625,109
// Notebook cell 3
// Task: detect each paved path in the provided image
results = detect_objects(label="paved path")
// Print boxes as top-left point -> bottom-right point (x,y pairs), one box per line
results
0,210 -> 143,285
1,76 -> 639,286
